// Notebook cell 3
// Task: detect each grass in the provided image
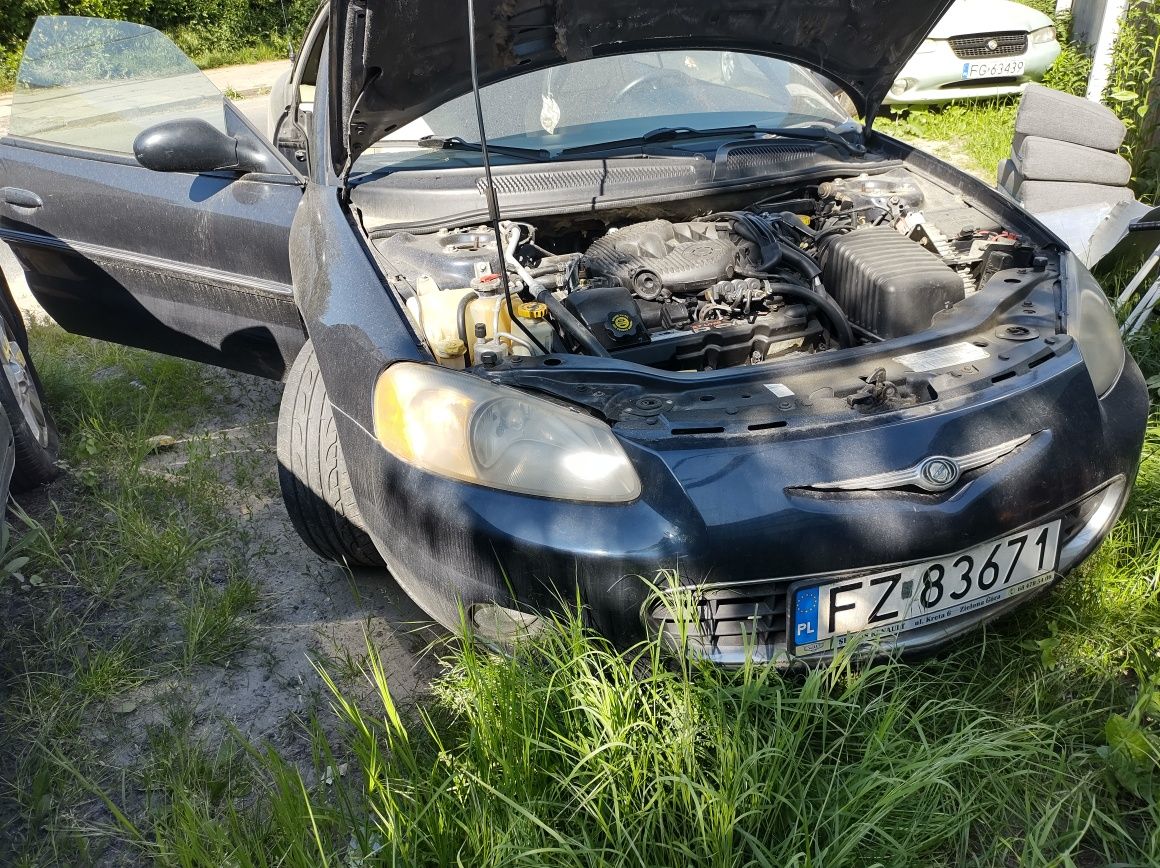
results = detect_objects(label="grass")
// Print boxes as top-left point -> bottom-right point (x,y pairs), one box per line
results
0,325 -> 269,864
179,571 -> 261,668
876,99 -> 1019,179
180,40 -> 289,75
70,547 -> 1160,866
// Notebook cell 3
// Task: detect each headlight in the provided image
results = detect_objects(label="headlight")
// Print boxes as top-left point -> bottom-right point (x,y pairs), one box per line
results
915,39 -> 939,54
1031,26 -> 1056,44
372,362 -> 641,502
1067,255 -> 1126,396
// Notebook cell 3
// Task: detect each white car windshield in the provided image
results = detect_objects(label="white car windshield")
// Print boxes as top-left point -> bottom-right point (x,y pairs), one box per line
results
353,50 -> 850,173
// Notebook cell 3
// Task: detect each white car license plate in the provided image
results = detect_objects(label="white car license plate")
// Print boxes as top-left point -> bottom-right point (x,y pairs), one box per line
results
790,520 -> 1061,656
961,59 -> 1025,80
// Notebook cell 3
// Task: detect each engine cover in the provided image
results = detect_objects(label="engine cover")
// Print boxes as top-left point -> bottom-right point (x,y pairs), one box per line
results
820,227 -> 965,339
583,220 -> 735,299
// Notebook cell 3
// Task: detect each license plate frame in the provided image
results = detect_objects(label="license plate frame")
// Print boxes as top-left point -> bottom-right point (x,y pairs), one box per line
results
961,59 -> 1026,80
788,519 -> 1062,657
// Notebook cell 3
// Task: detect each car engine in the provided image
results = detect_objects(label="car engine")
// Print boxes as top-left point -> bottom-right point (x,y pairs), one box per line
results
373,171 -> 1033,371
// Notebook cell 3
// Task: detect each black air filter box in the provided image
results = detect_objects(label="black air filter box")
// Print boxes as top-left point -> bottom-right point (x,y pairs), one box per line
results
820,227 -> 965,339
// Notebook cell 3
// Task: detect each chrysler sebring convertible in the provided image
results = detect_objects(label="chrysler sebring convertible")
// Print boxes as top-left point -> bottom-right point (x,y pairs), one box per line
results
0,2 -> 1146,664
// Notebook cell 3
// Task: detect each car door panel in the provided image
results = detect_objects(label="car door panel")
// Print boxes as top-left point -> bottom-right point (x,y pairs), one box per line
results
0,142 -> 305,378
0,17 -> 306,379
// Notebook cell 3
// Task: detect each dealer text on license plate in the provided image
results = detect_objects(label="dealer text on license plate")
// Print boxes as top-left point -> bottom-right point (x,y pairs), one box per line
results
962,60 -> 1025,79
791,520 -> 1061,656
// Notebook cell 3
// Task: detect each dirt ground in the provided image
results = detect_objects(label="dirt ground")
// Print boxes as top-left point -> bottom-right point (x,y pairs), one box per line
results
0,241 -> 439,777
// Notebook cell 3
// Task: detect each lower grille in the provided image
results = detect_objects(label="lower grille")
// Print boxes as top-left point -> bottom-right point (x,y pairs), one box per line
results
647,587 -> 788,665
950,32 -> 1028,59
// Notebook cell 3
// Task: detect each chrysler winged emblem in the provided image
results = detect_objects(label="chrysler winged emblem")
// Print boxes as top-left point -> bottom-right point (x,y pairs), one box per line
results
806,435 -> 1033,493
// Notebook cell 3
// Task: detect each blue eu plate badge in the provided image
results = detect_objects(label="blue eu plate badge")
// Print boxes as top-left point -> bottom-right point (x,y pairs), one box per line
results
793,586 -> 819,646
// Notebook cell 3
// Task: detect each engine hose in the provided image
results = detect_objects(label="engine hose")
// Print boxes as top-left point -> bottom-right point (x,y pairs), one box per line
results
499,224 -> 551,354
535,288 -> 611,357
775,211 -> 816,239
456,291 -> 479,344
742,276 -> 855,348
778,243 -> 822,282
716,211 -> 825,284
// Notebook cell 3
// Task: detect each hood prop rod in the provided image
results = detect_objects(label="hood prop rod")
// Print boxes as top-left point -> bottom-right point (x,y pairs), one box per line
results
339,67 -> 381,197
466,0 -> 549,356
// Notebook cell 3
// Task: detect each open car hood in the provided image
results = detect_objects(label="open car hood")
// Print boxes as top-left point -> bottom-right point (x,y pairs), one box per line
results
329,0 -> 955,173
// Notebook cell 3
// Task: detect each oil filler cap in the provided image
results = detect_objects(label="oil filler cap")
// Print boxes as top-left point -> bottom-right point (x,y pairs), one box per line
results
606,310 -> 641,341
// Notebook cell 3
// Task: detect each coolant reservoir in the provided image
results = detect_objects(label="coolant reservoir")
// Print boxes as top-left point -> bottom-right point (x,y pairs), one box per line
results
513,301 -> 553,356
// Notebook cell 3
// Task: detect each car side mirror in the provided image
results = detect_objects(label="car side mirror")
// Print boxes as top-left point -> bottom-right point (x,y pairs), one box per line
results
133,117 -> 276,175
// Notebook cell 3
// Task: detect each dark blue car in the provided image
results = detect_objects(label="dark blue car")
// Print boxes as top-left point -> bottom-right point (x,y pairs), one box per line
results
0,2 -> 1146,664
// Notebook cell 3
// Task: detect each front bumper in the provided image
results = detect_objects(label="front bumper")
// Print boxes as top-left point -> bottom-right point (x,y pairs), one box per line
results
340,349 -> 1147,662
884,39 -> 1061,104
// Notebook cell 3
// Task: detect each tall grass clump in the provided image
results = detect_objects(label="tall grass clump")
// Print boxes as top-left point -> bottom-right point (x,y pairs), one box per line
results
103,587 -> 1160,867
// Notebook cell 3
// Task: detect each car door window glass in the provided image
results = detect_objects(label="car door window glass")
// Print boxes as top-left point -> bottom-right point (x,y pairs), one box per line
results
10,16 -> 230,155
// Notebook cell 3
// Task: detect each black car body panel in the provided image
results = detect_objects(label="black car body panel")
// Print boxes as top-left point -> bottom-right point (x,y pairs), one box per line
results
329,0 -> 957,168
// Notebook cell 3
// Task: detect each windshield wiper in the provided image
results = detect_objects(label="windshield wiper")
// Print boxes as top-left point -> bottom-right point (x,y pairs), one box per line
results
558,124 -> 865,158
417,135 -> 550,161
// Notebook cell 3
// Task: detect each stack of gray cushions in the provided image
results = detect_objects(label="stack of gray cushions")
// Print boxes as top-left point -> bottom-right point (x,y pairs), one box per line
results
998,83 -> 1134,213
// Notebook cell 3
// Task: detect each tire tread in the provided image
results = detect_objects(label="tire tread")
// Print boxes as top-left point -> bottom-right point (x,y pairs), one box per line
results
277,342 -> 383,567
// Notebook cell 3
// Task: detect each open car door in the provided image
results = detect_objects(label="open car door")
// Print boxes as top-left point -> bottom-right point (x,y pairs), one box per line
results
0,16 -> 306,380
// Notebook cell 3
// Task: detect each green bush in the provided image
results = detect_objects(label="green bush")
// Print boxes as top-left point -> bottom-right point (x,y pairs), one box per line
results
1040,11 -> 1094,97
1043,42 -> 1094,97
1106,0 -> 1160,202
0,0 -> 317,90
1018,0 -> 1058,16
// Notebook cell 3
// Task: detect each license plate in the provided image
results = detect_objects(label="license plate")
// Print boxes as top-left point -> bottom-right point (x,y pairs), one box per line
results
790,520 -> 1061,656
961,59 -> 1025,80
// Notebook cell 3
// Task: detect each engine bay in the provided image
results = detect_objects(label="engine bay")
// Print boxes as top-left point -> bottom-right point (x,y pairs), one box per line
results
372,170 -> 1039,373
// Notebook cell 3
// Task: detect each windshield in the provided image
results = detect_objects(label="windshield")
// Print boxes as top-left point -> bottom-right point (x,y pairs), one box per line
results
353,51 -> 849,174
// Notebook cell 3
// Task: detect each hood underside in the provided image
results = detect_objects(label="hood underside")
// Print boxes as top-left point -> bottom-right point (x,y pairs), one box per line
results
329,0 -> 955,171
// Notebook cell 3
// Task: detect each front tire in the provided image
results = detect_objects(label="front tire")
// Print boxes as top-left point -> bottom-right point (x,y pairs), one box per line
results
0,300 -> 59,492
277,341 -> 384,567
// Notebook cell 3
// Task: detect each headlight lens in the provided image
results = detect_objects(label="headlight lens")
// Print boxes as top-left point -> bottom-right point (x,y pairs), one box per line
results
1067,256 -> 1126,396
915,39 -> 939,54
372,362 -> 642,502
1031,26 -> 1056,44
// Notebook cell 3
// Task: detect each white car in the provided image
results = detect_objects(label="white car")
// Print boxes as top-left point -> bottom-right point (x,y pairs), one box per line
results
885,0 -> 1061,104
